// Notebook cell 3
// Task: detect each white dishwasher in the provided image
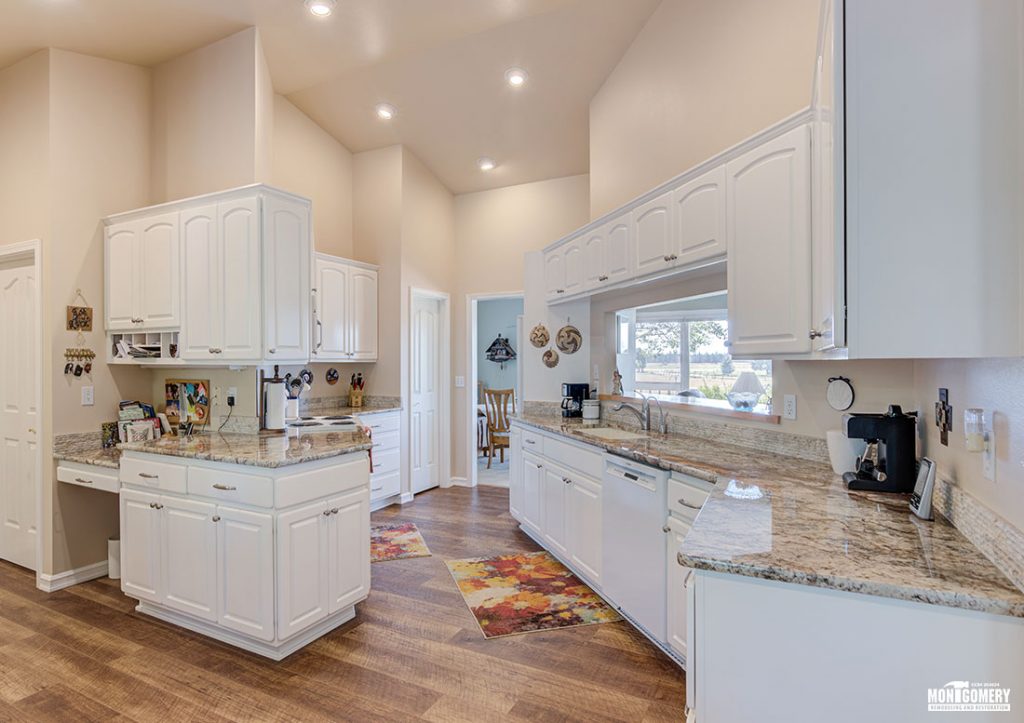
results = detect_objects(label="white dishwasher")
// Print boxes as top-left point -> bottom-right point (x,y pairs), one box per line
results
602,455 -> 669,643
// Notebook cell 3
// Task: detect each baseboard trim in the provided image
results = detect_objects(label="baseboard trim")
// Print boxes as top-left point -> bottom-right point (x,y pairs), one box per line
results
399,492 -> 415,504
36,560 -> 108,593
136,601 -> 357,661
449,477 -> 471,487
371,493 -> 402,512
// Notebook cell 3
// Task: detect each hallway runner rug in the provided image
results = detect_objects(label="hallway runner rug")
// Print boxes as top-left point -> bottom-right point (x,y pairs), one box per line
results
371,522 -> 432,562
445,550 -> 621,638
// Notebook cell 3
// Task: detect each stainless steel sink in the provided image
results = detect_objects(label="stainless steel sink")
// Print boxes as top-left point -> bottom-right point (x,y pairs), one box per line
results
576,427 -> 648,441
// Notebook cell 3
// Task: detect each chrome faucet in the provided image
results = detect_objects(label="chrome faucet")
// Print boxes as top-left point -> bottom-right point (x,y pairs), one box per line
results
613,393 -> 668,433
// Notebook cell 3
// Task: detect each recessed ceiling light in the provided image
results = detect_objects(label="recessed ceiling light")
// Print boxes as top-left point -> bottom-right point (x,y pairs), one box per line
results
375,103 -> 397,121
477,157 -> 497,172
505,67 -> 528,87
305,0 -> 336,17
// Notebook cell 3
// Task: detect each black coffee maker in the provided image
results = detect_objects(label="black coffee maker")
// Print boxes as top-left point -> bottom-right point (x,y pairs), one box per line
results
561,383 -> 590,418
841,405 -> 918,492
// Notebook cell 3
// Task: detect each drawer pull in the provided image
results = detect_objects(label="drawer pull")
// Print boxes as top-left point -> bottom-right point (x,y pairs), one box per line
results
330,508 -> 339,515
562,477 -> 572,485
138,473 -> 159,479
678,498 -> 703,511
212,515 -> 221,522
524,439 -> 536,445
149,502 -> 164,510
598,275 -> 609,282
323,509 -> 332,517
212,484 -> 237,491
371,486 -> 384,492
74,477 -> 93,485
663,525 -> 671,533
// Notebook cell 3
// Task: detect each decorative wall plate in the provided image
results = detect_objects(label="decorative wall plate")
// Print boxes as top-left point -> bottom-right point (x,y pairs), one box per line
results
556,325 -> 582,354
542,349 -> 560,368
326,368 -> 340,385
826,376 -> 855,411
530,324 -> 550,348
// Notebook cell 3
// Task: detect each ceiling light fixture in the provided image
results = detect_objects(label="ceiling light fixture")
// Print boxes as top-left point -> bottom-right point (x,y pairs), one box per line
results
505,67 -> 528,88
305,0 -> 336,17
375,103 -> 397,121
478,157 -> 497,172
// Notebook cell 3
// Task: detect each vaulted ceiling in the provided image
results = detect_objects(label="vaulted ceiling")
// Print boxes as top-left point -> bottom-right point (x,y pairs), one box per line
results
1,0 -> 661,192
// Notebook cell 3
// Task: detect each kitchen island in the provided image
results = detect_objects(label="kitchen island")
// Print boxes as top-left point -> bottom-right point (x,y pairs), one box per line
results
117,428 -> 373,660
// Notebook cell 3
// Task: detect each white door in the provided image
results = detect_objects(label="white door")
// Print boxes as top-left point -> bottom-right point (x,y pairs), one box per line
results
0,258 -> 37,570
216,505 -> 274,642
567,475 -> 602,585
277,500 -> 330,639
726,125 -> 812,356
328,488 -> 370,613
582,228 -> 605,290
314,259 -> 348,360
604,218 -> 633,285
137,212 -> 180,329
666,517 -> 690,659
522,453 -> 543,533
104,221 -> 138,331
262,195 -> 310,362
411,295 -> 441,494
180,204 -> 219,359
218,199 -> 261,361
673,166 -> 727,267
162,496 -> 217,622
541,466 -> 569,557
348,267 -> 378,361
633,190 -> 674,276
561,240 -> 584,296
544,249 -> 565,299
508,428 -> 523,521
120,489 -> 163,603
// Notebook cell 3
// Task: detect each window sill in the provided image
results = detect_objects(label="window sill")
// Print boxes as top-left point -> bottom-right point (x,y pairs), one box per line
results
598,394 -> 781,425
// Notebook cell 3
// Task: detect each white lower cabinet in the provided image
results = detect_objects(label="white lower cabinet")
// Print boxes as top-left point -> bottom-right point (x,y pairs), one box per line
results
119,451 -> 370,660
508,427 -> 523,521
666,517 -> 691,659
566,474 -> 602,585
522,452 -> 544,534
541,466 -> 570,557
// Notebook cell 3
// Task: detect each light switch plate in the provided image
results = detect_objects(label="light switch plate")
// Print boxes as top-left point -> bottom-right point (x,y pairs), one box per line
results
81,386 -> 94,406
454,376 -> 465,388
782,394 -> 797,420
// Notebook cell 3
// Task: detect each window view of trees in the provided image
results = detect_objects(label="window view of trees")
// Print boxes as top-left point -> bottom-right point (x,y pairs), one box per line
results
633,320 -> 771,404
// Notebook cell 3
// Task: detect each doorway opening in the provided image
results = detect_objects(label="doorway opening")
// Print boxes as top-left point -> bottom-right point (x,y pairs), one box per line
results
409,289 -> 451,495
0,240 -> 42,575
467,293 -> 523,488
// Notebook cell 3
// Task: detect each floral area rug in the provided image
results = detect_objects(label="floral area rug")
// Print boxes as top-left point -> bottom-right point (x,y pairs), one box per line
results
445,550 -> 621,638
370,522 -> 432,562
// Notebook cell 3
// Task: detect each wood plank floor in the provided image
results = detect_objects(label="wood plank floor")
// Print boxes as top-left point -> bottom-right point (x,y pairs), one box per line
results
0,486 -> 686,722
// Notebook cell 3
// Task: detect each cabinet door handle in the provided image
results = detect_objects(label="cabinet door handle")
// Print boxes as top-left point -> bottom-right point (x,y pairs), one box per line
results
154,503 -> 163,510
268,348 -> 276,354
138,472 -> 159,479
149,502 -> 157,509
74,477 -> 93,484
212,515 -> 221,522
556,289 -> 565,294
663,525 -> 671,533
212,484 -> 237,491
598,275 -> 609,282
330,508 -> 339,515
323,509 -> 332,517
679,498 -> 703,511
562,477 -> 572,485
315,318 -> 324,351
809,329 -> 823,339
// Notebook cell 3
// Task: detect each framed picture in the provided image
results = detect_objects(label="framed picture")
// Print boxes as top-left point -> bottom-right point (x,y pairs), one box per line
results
66,305 -> 93,332
164,379 -> 210,427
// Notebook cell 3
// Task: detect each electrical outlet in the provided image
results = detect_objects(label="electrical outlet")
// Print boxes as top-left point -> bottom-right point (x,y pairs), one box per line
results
81,386 -> 94,406
454,376 -> 465,388
782,394 -> 797,420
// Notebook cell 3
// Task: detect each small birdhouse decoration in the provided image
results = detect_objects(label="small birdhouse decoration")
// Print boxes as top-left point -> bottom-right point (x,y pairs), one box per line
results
485,334 -> 517,369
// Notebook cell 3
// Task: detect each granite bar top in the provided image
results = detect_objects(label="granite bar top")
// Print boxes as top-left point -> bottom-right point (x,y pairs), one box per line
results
514,414 -> 1024,618
53,433 -> 122,470
119,428 -> 373,469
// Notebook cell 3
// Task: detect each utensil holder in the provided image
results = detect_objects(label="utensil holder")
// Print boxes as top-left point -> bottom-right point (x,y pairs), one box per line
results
349,389 -> 364,408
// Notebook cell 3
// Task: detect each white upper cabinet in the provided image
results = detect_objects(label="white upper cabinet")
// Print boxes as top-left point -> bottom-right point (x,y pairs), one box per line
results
581,227 -> 606,290
106,185 -> 313,365
104,211 -> 179,331
672,166 -> 726,268
544,247 -> 566,300
561,239 -> 584,296
726,124 -> 812,357
604,219 -> 632,285
632,190 -> 674,276
262,194 -> 311,363
312,254 -> 379,363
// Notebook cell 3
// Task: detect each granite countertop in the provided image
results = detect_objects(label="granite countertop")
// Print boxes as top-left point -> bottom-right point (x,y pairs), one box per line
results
53,434 -> 122,470
514,414 -> 1024,618
118,428 -> 373,469
346,406 -> 401,417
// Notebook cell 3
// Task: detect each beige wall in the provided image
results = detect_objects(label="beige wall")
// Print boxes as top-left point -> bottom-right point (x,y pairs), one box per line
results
273,95 -> 354,257
0,52 -> 49,249
151,28 -> 267,203
589,0 -> 820,218
451,174 -> 590,479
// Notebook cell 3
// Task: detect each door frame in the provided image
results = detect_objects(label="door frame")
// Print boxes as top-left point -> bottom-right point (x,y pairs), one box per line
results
0,239 -> 43,577
465,291 -> 523,487
407,288 -> 451,494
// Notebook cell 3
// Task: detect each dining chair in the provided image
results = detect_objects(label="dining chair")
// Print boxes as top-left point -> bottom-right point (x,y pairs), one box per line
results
483,388 -> 515,469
